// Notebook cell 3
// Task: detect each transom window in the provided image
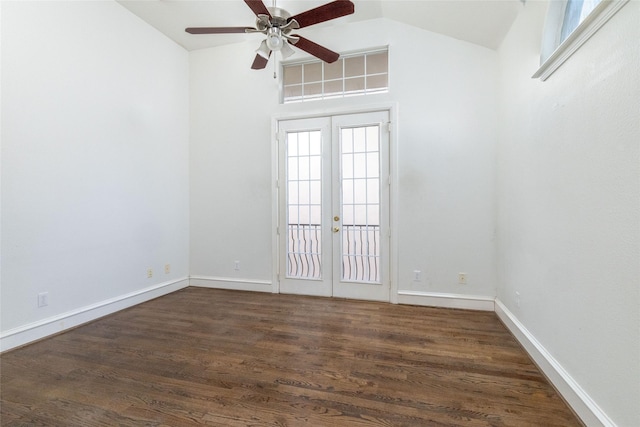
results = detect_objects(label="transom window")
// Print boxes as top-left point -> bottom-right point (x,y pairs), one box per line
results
282,49 -> 388,103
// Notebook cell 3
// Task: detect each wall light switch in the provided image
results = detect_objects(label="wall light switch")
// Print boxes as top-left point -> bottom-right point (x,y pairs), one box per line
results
37,292 -> 49,307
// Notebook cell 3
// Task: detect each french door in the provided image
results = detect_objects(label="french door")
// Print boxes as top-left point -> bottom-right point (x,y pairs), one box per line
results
277,111 -> 390,301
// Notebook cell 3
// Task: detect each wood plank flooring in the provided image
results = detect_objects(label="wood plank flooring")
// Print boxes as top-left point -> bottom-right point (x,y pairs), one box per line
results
1,288 -> 582,426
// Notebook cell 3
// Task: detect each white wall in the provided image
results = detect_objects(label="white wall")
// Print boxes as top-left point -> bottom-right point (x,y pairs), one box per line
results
190,18 -> 498,300
1,1 -> 190,348
189,40 -> 278,288
496,1 -> 640,426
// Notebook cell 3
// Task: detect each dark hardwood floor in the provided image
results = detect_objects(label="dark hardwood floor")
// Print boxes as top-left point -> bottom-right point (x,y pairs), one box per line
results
1,287 -> 582,426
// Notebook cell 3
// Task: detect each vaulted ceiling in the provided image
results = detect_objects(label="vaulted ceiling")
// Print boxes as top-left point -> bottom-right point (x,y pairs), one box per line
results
117,0 -> 522,51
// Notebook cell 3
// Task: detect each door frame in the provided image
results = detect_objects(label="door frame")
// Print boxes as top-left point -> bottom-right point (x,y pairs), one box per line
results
271,103 -> 399,303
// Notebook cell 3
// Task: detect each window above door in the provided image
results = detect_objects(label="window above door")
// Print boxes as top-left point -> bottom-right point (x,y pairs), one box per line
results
281,48 -> 389,104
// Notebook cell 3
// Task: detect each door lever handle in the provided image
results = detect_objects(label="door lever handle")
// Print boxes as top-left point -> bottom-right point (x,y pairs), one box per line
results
333,227 -> 340,233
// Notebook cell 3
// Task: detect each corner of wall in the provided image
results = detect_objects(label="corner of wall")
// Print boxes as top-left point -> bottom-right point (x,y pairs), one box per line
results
494,299 -> 616,427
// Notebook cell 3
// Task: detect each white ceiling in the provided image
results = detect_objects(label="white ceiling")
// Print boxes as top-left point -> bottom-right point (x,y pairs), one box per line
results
117,0 -> 522,51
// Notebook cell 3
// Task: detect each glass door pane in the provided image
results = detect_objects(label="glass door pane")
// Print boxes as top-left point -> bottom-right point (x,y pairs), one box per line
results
286,130 -> 323,279
340,125 -> 381,283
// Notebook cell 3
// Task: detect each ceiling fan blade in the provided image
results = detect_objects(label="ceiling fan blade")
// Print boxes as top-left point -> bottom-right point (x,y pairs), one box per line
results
244,0 -> 272,18
251,52 -> 271,70
291,36 -> 339,63
288,0 -> 354,29
186,27 -> 253,34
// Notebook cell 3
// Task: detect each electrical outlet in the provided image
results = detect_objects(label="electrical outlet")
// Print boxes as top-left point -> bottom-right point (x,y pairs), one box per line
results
164,264 -> 171,274
147,268 -> 153,278
234,261 -> 240,271
37,292 -> 49,308
413,270 -> 421,282
458,273 -> 467,284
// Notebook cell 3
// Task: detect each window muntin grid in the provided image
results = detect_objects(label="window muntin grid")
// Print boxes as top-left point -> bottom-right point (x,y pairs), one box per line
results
286,130 -> 323,280
282,49 -> 388,104
340,125 -> 381,284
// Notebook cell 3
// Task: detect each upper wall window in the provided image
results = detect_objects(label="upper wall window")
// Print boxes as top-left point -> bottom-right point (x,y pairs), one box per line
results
282,49 -> 388,104
559,0 -> 601,42
533,0 -> 629,80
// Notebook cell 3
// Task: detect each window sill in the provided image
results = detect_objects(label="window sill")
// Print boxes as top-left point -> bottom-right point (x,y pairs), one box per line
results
532,0 -> 629,81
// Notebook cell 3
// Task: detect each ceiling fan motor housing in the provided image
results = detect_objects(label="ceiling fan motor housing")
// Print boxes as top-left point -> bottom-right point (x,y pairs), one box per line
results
266,7 -> 290,25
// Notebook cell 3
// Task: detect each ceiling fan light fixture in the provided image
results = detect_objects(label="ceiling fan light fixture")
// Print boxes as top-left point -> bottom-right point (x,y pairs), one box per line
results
256,40 -> 271,59
280,40 -> 295,59
266,27 -> 283,51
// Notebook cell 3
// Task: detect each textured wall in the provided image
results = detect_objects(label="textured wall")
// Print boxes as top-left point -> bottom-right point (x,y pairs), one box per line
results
1,1 -> 190,332
496,2 -> 640,425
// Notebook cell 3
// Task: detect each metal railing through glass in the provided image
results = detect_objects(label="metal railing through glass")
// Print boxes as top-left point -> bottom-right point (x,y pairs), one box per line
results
287,224 -> 380,283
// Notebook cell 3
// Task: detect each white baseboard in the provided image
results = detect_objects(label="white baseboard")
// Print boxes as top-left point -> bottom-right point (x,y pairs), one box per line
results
494,299 -> 615,427
0,278 -> 189,353
189,276 -> 273,293
397,290 -> 495,311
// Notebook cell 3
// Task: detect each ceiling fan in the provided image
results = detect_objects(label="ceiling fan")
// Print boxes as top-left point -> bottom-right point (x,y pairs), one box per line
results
186,0 -> 355,70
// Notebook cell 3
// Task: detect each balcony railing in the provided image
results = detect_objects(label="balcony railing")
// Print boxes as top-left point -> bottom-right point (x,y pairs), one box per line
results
342,224 -> 380,283
287,224 -> 380,283
287,224 -> 322,280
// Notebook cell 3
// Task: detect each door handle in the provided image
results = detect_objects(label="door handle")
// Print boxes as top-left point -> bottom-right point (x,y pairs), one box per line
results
333,227 -> 340,233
